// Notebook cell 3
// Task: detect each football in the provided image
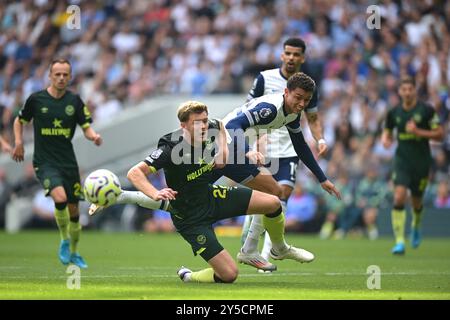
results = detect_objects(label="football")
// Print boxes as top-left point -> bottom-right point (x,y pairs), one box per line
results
83,169 -> 122,206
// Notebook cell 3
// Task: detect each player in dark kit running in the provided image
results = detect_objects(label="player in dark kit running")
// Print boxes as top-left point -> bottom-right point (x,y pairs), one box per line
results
126,101 -> 316,283
12,59 -> 102,268
382,76 -> 444,255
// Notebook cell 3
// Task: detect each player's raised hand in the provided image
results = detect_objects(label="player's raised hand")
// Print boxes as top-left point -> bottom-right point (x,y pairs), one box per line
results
246,150 -> 265,166
154,188 -> 178,201
320,180 -> 341,200
12,143 -> 24,162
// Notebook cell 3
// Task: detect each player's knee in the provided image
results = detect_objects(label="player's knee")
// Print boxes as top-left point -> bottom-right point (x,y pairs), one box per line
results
393,193 -> 406,207
220,266 -> 239,283
50,186 -> 68,203
267,195 -> 282,214
265,201 -> 282,218
53,194 -> 67,204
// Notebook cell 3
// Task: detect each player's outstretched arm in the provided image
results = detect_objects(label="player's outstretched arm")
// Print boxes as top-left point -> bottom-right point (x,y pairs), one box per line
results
83,126 -> 102,146
127,161 -> 177,201
306,111 -> 327,157
287,128 -> 326,182
320,180 -> 341,200
12,117 -> 25,162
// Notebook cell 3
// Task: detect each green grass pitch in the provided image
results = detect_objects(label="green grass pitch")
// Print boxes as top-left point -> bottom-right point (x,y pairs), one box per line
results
0,231 -> 449,300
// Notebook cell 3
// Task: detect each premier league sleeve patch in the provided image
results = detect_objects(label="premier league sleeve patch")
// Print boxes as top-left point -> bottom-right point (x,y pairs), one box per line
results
150,149 -> 163,160
259,108 -> 272,119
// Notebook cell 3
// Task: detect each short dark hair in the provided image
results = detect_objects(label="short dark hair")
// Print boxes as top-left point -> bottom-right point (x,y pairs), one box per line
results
283,38 -> 306,54
399,76 -> 415,87
287,72 -> 316,93
49,58 -> 71,73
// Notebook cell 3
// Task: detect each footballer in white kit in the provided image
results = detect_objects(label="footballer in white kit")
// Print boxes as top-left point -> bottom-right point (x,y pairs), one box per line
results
238,38 -> 328,268
247,67 -> 319,186
216,72 -> 339,211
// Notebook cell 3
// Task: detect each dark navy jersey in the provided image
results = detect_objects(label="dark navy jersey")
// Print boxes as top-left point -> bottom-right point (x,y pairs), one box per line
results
223,93 -> 327,183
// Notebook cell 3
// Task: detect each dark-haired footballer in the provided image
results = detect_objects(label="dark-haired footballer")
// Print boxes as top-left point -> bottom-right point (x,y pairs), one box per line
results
382,76 -> 444,255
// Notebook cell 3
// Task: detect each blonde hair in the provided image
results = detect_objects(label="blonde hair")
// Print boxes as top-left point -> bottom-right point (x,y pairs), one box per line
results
177,101 -> 208,122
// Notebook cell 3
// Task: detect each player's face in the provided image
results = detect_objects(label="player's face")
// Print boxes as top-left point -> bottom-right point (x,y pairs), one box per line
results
281,46 -> 305,75
182,111 -> 209,145
284,87 -> 313,114
398,83 -> 416,104
49,63 -> 71,91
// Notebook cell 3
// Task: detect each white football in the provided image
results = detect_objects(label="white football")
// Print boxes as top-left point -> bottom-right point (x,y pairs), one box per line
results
83,169 -> 121,206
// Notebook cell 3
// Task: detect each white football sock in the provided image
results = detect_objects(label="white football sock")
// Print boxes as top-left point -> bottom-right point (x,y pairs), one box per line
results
242,214 -> 264,254
261,231 -> 272,260
117,190 -> 169,211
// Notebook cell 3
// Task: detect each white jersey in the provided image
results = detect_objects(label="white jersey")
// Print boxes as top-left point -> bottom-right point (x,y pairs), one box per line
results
247,68 -> 318,158
222,93 -> 302,154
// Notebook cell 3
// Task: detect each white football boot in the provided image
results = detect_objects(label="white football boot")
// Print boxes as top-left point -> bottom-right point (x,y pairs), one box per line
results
88,203 -> 105,216
270,245 -> 315,263
237,249 -> 277,272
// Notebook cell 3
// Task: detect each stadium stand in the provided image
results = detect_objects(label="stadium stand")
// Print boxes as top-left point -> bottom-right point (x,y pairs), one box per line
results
0,0 -> 449,235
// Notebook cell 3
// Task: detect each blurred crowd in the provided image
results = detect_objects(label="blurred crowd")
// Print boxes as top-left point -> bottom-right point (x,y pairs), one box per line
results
0,0 -> 449,235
